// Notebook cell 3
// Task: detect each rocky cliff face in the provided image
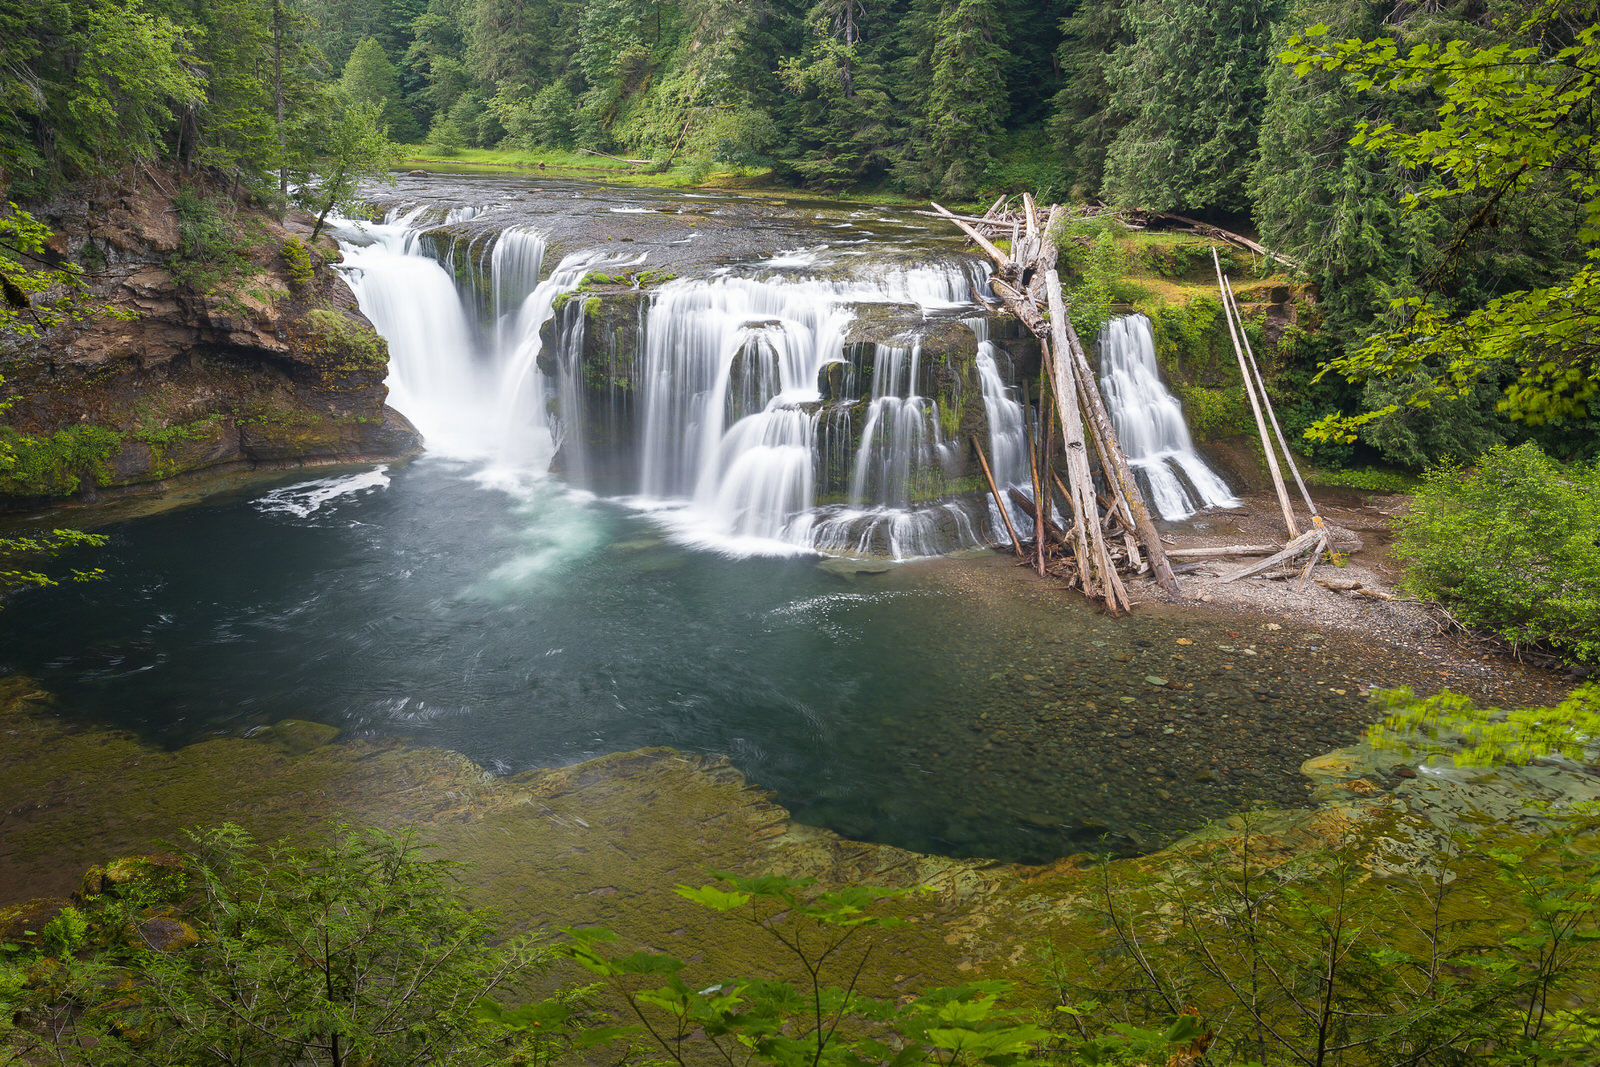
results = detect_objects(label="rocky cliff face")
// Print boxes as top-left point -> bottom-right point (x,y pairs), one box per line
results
0,173 -> 421,507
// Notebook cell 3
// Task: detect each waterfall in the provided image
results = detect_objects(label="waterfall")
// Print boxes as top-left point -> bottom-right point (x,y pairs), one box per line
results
337,203 -> 1033,559
975,338 -> 1032,544
636,265 -> 1002,558
335,211 -> 488,458
1097,314 -> 1239,519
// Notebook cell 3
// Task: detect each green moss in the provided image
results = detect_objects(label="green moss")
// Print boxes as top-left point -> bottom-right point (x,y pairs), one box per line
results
633,269 -> 678,287
0,424 -> 123,497
300,309 -> 388,370
583,296 -> 601,321
131,415 -> 225,479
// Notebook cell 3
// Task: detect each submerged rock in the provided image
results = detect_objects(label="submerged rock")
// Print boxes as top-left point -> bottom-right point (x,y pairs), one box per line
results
249,719 -> 341,755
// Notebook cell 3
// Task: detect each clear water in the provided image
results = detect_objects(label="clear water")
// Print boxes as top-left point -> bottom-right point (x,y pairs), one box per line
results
2,452 -> 1443,862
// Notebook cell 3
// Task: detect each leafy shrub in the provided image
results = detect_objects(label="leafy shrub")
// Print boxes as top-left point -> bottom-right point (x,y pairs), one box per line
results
1063,229 -> 1124,340
1,825 -> 569,1067
1396,442 -> 1600,663
1176,384 -> 1250,441
1050,809 -> 1600,1066
280,237 -> 314,289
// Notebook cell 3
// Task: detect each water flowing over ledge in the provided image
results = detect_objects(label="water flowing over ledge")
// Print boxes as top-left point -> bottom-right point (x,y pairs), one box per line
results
335,189 -> 1237,558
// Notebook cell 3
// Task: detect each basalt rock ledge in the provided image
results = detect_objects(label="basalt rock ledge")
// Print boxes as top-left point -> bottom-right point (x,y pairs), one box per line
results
0,173 -> 421,508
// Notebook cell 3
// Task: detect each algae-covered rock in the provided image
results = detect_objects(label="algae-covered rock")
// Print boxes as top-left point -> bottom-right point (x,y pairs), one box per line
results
130,909 -> 199,952
249,718 -> 341,755
0,897 -> 70,943
82,852 -> 188,900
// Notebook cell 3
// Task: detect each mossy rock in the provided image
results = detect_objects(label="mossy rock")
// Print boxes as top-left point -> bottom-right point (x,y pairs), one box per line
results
128,908 -> 199,952
248,718 -> 341,755
0,897 -> 70,943
81,852 -> 188,901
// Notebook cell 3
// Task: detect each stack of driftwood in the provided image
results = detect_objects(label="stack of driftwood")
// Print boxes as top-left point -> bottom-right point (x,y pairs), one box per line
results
928,196 -> 1331,612
928,196 -> 1178,615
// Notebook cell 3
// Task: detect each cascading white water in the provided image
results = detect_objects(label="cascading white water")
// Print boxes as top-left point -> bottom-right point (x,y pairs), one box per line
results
337,203 -> 1030,559
974,337 -> 1034,544
1097,313 -> 1239,519
335,211 -> 489,458
636,265 -> 999,557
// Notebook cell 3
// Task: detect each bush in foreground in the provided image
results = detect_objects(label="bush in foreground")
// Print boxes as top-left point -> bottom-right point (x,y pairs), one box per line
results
1396,442 -> 1600,664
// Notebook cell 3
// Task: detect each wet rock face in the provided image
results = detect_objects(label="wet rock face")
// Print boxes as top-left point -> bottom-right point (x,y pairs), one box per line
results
0,173 -> 421,508
539,287 -> 647,481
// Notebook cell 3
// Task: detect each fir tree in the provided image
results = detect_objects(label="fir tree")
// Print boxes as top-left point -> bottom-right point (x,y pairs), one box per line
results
1100,0 -> 1282,214
341,35 -> 424,142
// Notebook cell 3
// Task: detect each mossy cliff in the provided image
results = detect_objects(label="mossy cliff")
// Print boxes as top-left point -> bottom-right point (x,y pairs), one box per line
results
0,173 -> 421,507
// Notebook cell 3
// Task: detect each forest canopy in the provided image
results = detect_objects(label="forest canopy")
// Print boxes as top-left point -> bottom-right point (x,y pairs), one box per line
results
2,0 -> 1596,464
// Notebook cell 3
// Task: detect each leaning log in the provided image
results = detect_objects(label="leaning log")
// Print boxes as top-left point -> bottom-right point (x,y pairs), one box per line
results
1217,530 -> 1324,583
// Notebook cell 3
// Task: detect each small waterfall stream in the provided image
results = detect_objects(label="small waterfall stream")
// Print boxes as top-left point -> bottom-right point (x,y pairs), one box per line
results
1097,314 -> 1239,519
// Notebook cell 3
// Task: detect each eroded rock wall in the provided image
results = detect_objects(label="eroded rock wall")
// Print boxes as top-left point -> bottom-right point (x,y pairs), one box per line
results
0,173 -> 421,507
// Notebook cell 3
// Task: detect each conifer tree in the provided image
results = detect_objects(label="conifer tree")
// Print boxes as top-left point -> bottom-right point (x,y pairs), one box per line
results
341,35 -> 424,142
1100,0 -> 1282,214
924,0 -> 1008,197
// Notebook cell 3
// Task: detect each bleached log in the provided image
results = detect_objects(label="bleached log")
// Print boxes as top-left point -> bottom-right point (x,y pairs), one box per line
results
930,202 -> 1012,270
1166,544 -> 1282,559
1218,530 -> 1324,583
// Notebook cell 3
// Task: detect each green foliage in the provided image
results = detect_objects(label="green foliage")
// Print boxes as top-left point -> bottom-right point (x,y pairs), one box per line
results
491,82 -> 581,150
169,190 -> 257,294
0,527 -> 108,601
1,206 -> 129,337
1061,229 -> 1124,342
0,424 -> 124,497
1050,812 -> 1600,1066
1370,683 -> 1600,769
281,237 -> 316,289
295,99 -> 402,240
1307,465 -> 1414,493
1393,443 -> 1600,663
2,824 -> 566,1066
1174,386 -> 1249,443
1100,0 -> 1283,214
340,36 -> 423,143
0,0 -> 204,192
1286,4 -> 1600,444
567,871 -> 1158,1067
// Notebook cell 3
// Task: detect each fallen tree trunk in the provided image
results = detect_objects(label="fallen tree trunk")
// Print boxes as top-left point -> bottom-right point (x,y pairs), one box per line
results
1218,529 -> 1324,584
1166,544 -> 1281,559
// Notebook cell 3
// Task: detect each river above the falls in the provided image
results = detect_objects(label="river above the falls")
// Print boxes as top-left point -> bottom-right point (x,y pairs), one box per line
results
0,179 -> 1557,865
